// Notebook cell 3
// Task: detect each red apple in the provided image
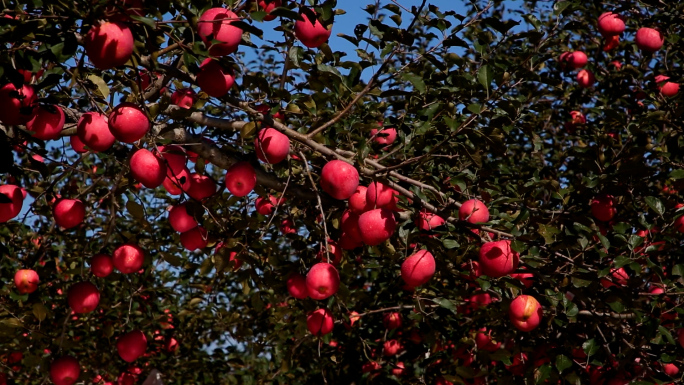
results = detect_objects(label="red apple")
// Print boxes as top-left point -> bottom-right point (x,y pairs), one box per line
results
70,135 -> 88,153
559,51 -> 588,69
90,254 -> 114,278
348,186 -> 370,213
18,68 -> 45,83
678,329 -> 684,348
286,273 -> 308,299
390,362 -> 405,377
635,27 -> 664,52
362,361 -> 381,373
225,161 -> 256,197
341,210 -> 363,243
401,249 -> 435,287
50,356 -> 80,385
197,58 -> 235,97
591,194 -> 616,222
509,295 -> 542,332
256,0 -> 281,21
459,198 -> 489,223
164,336 -> 179,352
14,269 -> 39,294
0,83 -> 36,126
180,226 -> 208,251
53,199 -> 86,229
603,35 -> 620,51
511,270 -> 534,288
383,312 -> 402,330
163,176 -> 183,195
112,243 -> 145,274
255,195 -> 285,215
478,240 -> 519,278
168,204 -> 199,233
663,363 -> 679,377
294,9 -> 332,49
117,330 -> 147,362
415,209 -> 445,230
254,128 -> 290,164
655,75 -> 679,97
320,160 -> 359,200
564,110 -> 586,131
130,148 -> 166,188
26,104 -> 65,140
77,112 -> 115,152
383,340 -> 402,356
306,308 -> 334,336
306,262 -> 340,300
170,88 -> 196,109
338,232 -> 364,250
185,173 -> 217,201
600,266 -> 629,288
0,184 -> 24,223
84,21 -> 134,69
577,69 -> 595,88
214,242 -> 243,271
357,208 -> 397,246
475,327 -> 500,351
675,215 -> 684,233
370,127 -> 397,145
158,145 -> 188,177
597,12 -> 625,37
108,102 -> 150,143
67,282 -> 100,314
316,239 -> 342,265
197,8 -> 243,56
366,181 -> 398,210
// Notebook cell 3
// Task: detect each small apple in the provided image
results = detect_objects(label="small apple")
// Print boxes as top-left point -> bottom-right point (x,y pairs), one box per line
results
348,186 -> 370,213
197,8 -> 243,56
390,362 -> 405,377
197,58 -> 235,97
600,266 -> 629,288
50,356 -> 80,385
294,9 -> 331,48
509,295 -> 542,332
225,161 -> 257,197
0,83 -> 36,126
478,240 -> 519,278
14,269 -> 39,294
307,308 -> 334,336
320,160 -> 360,200
401,249 -> 435,288
338,232 -> 364,250
370,127 -> 397,145
474,327 -> 501,351
564,111 -> 586,131
108,102 -> 150,143
341,210 -> 364,243
317,239 -> 342,265
185,173 -> 217,201
84,21 -> 134,69
383,340 -> 402,356
306,262 -> 340,300
90,254 -> 114,278
510,269 -> 534,288
577,69 -> 596,88
26,104 -> 65,140
357,208 -> 397,246
256,0 -> 281,21
603,35 -> 619,51
383,312 -> 402,330
591,194 -> 616,222
286,273 -> 308,299
117,330 -> 147,362
170,88 -> 197,109
663,363 -> 679,377
459,198 -> 489,223
168,204 -> 199,233
53,199 -> 86,229
366,181 -> 398,210
180,226 -> 208,251
255,195 -> 285,215
77,112 -> 116,152
255,128 -> 290,164
0,184 -> 24,223
655,75 -> 679,97
112,243 -> 145,274
597,12 -> 625,37
130,148 -> 167,188
415,209 -> 445,230
635,27 -> 664,52
67,282 -> 100,314
559,51 -> 588,69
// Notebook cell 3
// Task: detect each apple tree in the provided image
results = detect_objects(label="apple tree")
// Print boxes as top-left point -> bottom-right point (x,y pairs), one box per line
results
1,0 -> 684,384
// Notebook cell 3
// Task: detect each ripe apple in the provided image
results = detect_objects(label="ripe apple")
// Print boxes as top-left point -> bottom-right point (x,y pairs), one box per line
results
84,21 -> 134,69
53,199 -> 86,229
286,273 -> 308,299
362,361 -> 381,373
316,239 -> 342,265
390,362 -> 405,377
478,240 -> 519,278
577,69 -> 596,88
678,329 -> 684,348
67,282 -> 100,314
341,210 -> 363,243
255,195 -> 285,215
77,112 -> 115,152
294,9 -> 332,48
597,12 -> 625,37
600,266 -> 629,288
383,312 -> 402,329
564,111 -> 586,131
306,262 -> 340,300
357,208 -> 397,246
18,68 -> 45,83
475,327 -> 501,351
370,127 -> 397,145
663,363 -> 679,377
366,181 -> 398,210
306,308 -> 334,336
0,83 -> 36,126
90,254 -> 114,277
197,8 -> 243,56
108,102 -> 150,143
26,104 -> 65,140
511,269 -> 534,288
348,186 -> 370,213
459,198 -> 489,223
14,269 -> 39,294
112,243 -> 145,274
214,242 -> 242,271
158,145 -> 188,177
338,232 -> 364,250
168,204 -> 199,233
635,27 -> 664,52
603,35 -> 620,51
415,209 -> 445,230
465,292 -> 492,311
163,176 -> 183,195
225,161 -> 257,197
117,330 -> 147,362
197,58 -> 235,97
509,295 -> 542,332
50,356 -> 80,385
185,173 -> 217,201
655,75 -> 679,97
320,160 -> 359,200
559,51 -> 588,69
401,249 -> 435,288
180,226 -> 208,251
70,135 -> 88,153
255,0 -> 281,22
383,340 -> 402,356
0,184 -> 24,223
255,128 -> 290,164
591,194 -> 616,222
129,148 -> 167,188
170,88 -> 196,109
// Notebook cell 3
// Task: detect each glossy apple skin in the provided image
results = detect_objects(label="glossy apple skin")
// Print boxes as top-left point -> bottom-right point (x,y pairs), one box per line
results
597,12 -> 625,37
459,199 -> 489,223
197,8 -> 243,56
509,295 -> 543,332
475,327 -> 501,352
603,35 -> 620,51
90,254 -> 114,278
317,239 -> 342,265
130,149 -> 166,188
185,173 -> 217,201
306,262 -> 340,300
348,186 -> 370,213
415,209 -> 445,230
591,194 -> 616,222
117,330 -> 147,362
54,199 -> 86,229
0,83 -> 36,126
67,282 -> 100,314
559,51 -> 588,69
14,269 -> 39,294
257,0 -> 281,21
294,10 -> 332,48
370,127 -> 397,145
320,160 -> 359,200
341,210 -> 363,243
26,104 -> 65,140
383,340 -> 402,356
255,128 -> 290,164
197,58 -> 235,97
383,312 -> 402,329
577,69 -> 596,88
478,240 -> 519,278
112,243 -> 145,274
655,75 -> 679,97
287,273 -> 308,299
255,195 -> 285,215
171,88 -> 196,109
50,356 -> 81,385
77,112 -> 115,152
401,250 -> 436,288
635,27 -> 664,52
70,135 -> 88,153
366,181 -> 398,210
357,208 -> 397,246
307,308 -> 334,336
168,204 -> 199,233
108,102 -> 150,143
225,161 -> 257,197
0,184 -> 24,223
180,226 -> 208,251
84,21 -> 134,69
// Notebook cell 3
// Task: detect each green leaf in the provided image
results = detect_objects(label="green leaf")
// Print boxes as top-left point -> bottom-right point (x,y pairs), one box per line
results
644,196 -> 665,216
555,354 -> 572,373
126,200 -> 145,220
582,339 -> 599,356
130,15 -> 157,29
401,73 -> 426,94
522,14 -> 542,31
571,277 -> 591,288
607,300 -> 624,313
537,224 -> 560,245
478,64 -> 494,94
669,169 -> 684,179
659,326 -> 676,345
672,264 -> 684,276
434,298 -> 457,313
32,303 -> 48,322
442,239 -> 459,249
553,1 -> 573,15
87,74 -> 109,99
467,103 -> 482,114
